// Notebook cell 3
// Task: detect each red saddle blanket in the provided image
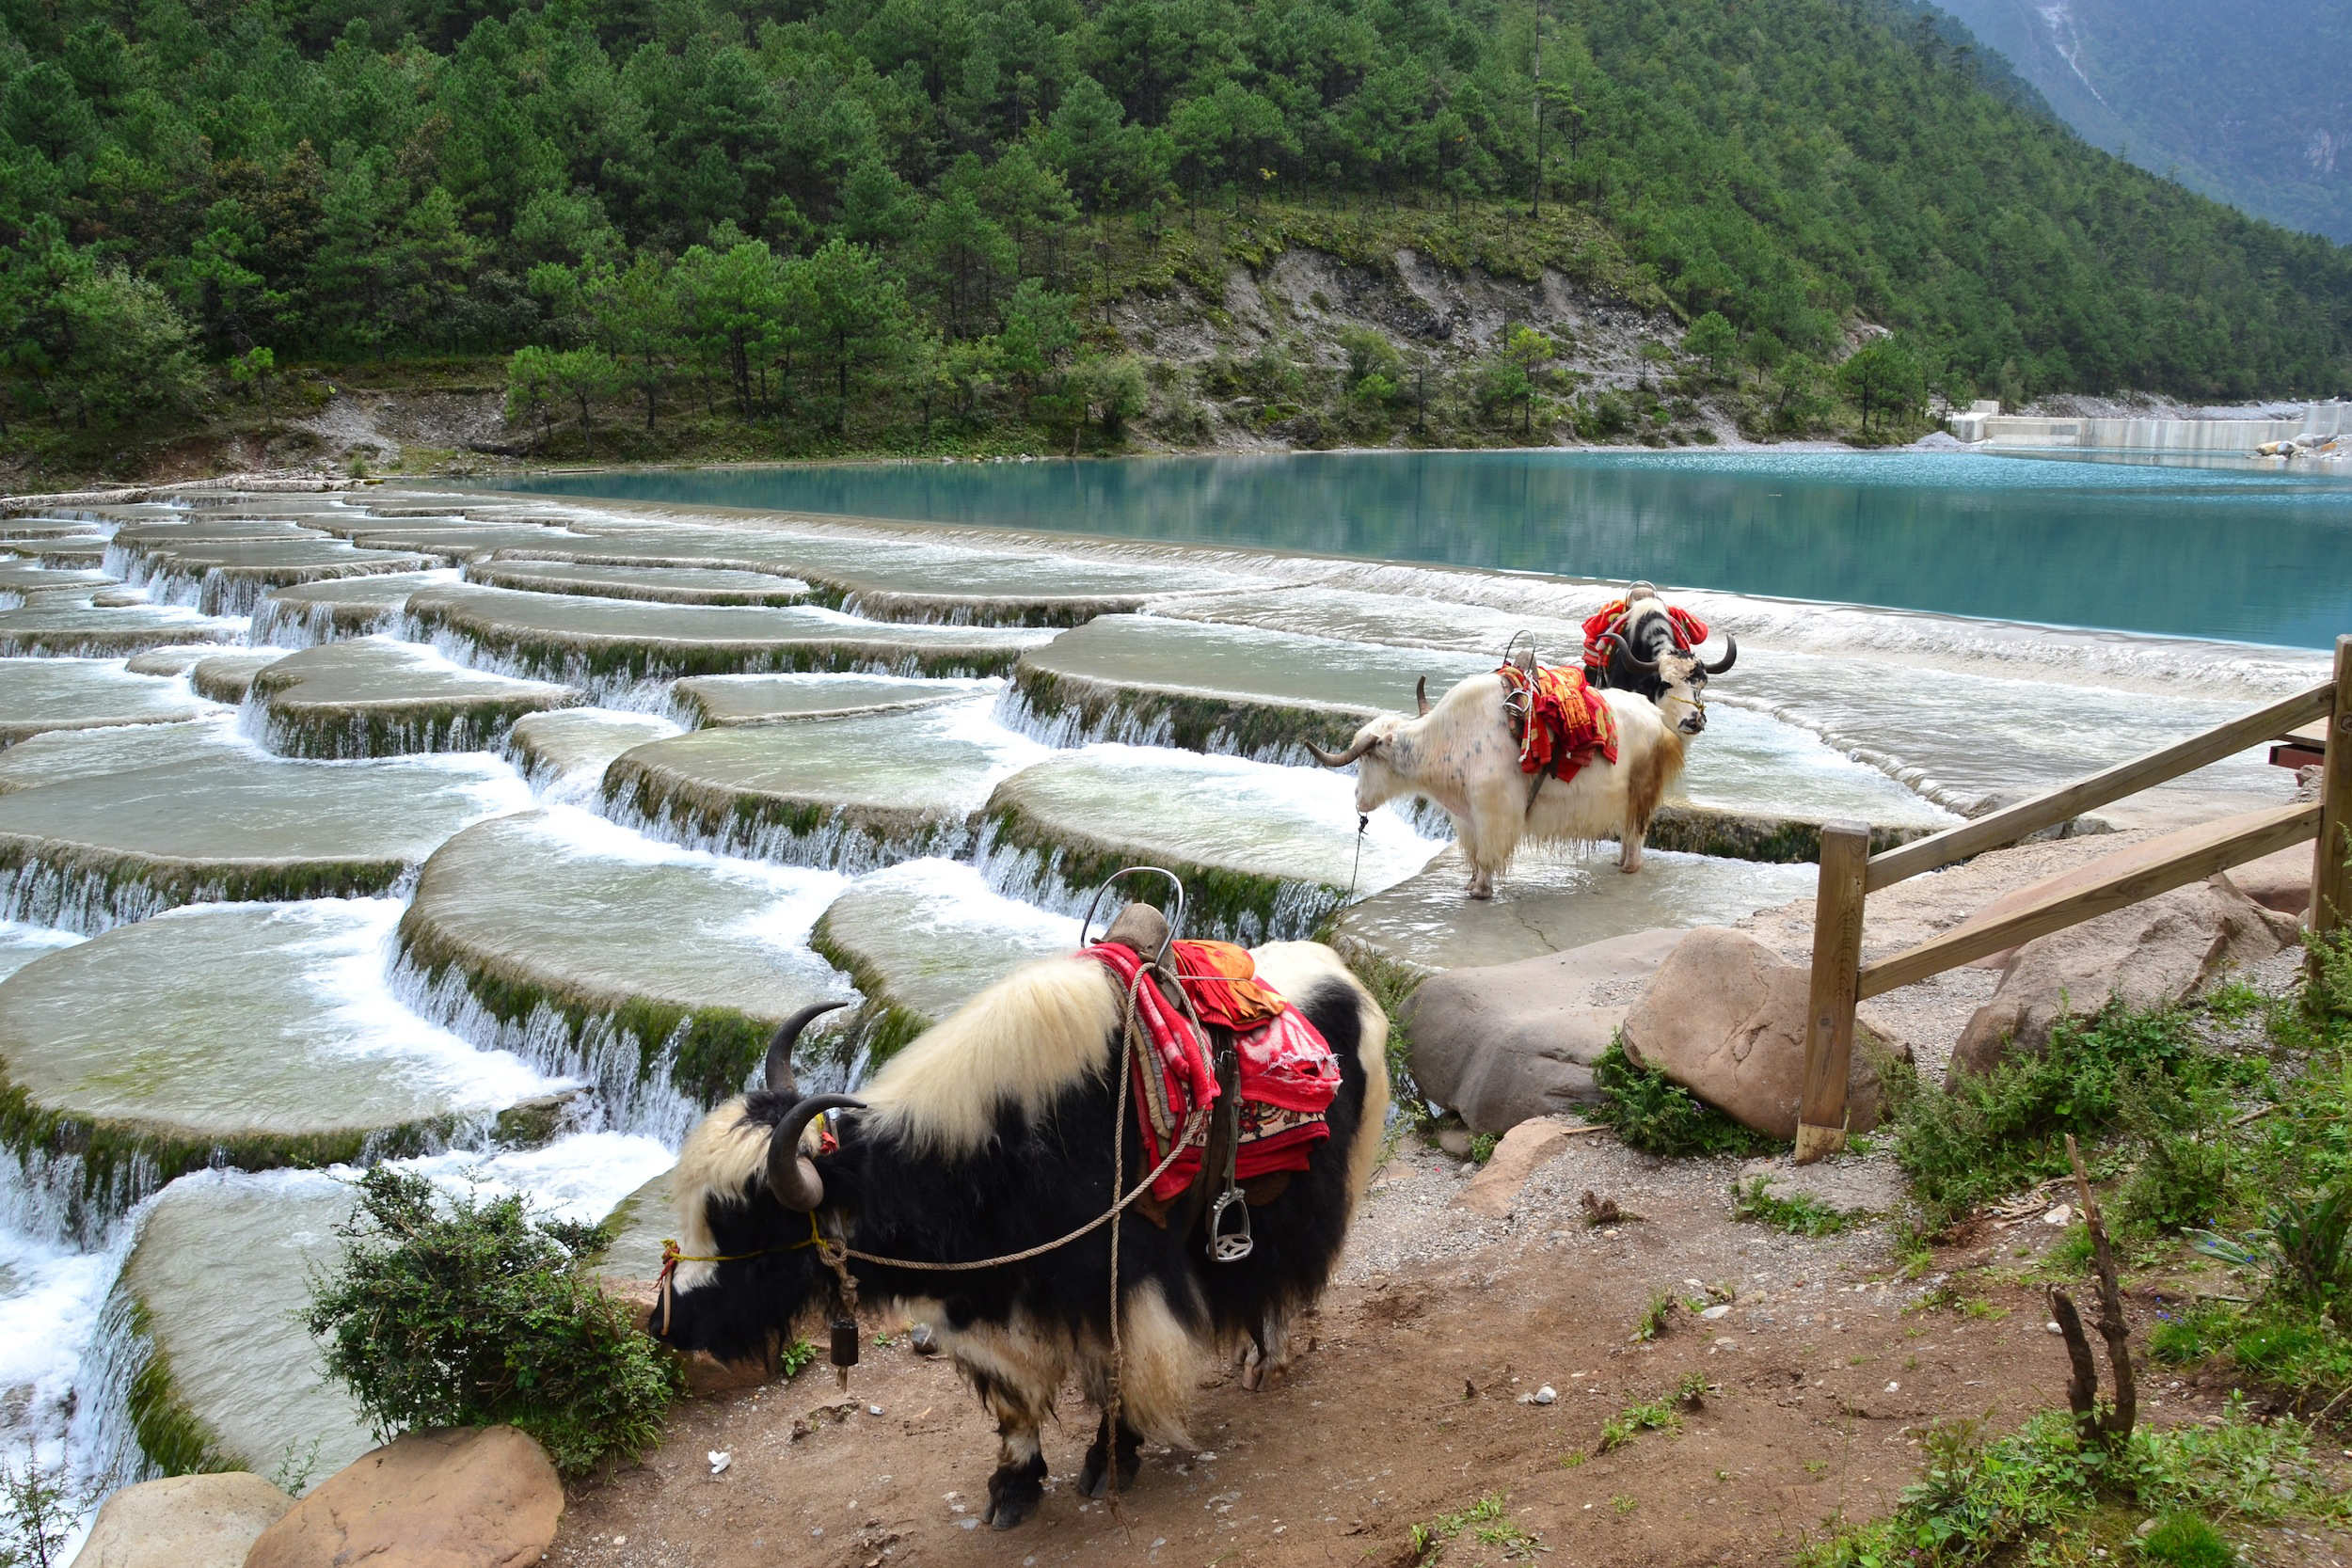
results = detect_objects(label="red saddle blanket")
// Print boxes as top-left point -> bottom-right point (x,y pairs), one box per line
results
1580,597 -> 1710,674
1086,939 -> 1343,1201
1497,661 -> 1618,785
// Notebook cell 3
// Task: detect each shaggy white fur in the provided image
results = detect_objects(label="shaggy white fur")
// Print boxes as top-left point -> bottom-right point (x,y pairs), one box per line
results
668,1094 -> 770,1290
859,955 -> 1123,1156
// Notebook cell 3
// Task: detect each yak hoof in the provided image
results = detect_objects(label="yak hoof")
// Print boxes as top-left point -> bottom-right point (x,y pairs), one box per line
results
1466,880 -> 1494,901
983,1453 -> 1047,1528
1079,1424 -> 1142,1498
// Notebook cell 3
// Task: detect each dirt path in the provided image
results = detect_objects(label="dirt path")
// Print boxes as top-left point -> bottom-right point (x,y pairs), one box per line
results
548,1135 -> 2259,1568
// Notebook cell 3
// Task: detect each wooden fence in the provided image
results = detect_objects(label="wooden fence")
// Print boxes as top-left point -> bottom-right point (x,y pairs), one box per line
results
1792,634 -> 2352,1164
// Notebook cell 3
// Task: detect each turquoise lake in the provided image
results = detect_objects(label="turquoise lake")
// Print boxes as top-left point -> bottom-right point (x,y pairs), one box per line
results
486,450 -> 2352,650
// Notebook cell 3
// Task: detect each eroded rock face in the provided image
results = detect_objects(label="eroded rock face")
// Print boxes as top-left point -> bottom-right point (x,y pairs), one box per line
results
1404,927 -> 1690,1132
2224,843 -> 2317,920
1619,927 -> 1909,1139
243,1426 -> 563,1568
1948,876 -> 2297,1082
70,1471 -> 293,1568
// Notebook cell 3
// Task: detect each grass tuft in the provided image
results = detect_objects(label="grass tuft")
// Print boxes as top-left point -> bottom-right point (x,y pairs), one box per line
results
1729,1177 -> 1864,1235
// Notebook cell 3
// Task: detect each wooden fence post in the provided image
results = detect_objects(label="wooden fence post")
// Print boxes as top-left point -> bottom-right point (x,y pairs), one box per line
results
2314,634 -> 2352,946
1795,822 -> 1870,1164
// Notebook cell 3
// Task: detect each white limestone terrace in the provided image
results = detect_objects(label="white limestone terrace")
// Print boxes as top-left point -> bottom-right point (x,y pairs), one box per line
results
0,477 -> 2316,1534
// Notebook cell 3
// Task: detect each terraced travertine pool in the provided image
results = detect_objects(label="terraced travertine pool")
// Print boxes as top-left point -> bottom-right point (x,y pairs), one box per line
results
0,480 -> 2325,1550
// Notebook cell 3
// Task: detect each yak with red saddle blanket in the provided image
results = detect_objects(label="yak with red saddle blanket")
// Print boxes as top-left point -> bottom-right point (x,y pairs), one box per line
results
651,905 -> 1389,1530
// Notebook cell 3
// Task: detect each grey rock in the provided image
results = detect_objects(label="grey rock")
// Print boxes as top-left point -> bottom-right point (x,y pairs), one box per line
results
1619,927 -> 1910,1140
1403,927 -> 1690,1132
1948,876 -> 2297,1082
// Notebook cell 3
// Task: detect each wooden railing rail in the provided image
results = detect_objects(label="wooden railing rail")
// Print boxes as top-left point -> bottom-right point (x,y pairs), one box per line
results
1792,634 -> 2351,1164
1861,681 -> 2334,894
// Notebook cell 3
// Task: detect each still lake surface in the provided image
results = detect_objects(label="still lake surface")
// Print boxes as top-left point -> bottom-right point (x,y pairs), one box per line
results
488,449 -> 2352,651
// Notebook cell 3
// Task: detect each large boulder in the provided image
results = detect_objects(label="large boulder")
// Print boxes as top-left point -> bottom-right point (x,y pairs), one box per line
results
2223,843 -> 2316,920
242,1426 -> 563,1568
1949,876 -> 2297,1082
1618,927 -> 1909,1140
1402,928 -> 1690,1132
70,1472 -> 293,1568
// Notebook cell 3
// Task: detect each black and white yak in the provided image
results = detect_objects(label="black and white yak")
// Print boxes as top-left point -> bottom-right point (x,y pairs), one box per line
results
652,933 -> 1389,1528
1589,584 -> 1737,705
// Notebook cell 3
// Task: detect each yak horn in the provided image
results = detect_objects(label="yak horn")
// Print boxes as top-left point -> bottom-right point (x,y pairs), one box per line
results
1415,676 -> 1429,717
767,1092 -> 865,1212
763,1000 -> 851,1094
1702,634 -> 1738,675
1306,735 -> 1378,768
1599,630 -> 1659,674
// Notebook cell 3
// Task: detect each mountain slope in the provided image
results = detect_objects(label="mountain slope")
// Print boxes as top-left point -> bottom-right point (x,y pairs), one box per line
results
0,0 -> 2347,467
1932,0 -> 2352,242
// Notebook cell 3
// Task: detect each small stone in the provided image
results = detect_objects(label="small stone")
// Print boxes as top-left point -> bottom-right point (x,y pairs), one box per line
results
868,1404 -> 883,1416
2046,1322 -> 2065,1335
2042,1203 -> 2073,1227
1533,1386 -> 1557,1404
1700,1305 -> 1731,1321
2136,1519 -> 2160,1540
613,1537 -> 627,1546
958,1518 -> 979,1530
1884,1381 -> 1899,1392
707,1451 -> 731,1474
1436,1127 -> 1474,1158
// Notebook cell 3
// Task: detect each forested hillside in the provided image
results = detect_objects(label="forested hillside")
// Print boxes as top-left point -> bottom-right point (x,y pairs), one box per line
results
1933,0 -> 2352,245
2,0 -> 2349,470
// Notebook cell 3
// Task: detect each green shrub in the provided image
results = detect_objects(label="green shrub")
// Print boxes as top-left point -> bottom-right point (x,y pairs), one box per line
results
2116,1075 -> 2234,1235
2193,1180 -> 2352,1312
1591,1040 -> 1779,1159
1802,1402 -> 2340,1568
1890,1002 -> 2241,1227
304,1167 -> 681,1479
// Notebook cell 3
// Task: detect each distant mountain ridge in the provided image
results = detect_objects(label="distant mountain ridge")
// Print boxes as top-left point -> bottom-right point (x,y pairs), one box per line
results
1932,0 -> 2352,241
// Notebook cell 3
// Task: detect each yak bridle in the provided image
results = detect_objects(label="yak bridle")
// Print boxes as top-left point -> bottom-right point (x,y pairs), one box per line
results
653,998 -> 856,1343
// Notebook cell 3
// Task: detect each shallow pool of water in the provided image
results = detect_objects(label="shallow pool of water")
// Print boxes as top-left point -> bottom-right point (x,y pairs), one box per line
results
484,451 -> 2352,649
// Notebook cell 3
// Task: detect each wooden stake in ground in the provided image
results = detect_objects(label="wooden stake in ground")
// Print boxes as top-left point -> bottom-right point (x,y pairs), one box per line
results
2312,633 -> 2350,958
2047,1132 -> 2136,1450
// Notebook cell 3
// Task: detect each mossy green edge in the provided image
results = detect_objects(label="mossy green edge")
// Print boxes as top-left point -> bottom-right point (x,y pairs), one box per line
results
258,694 -> 575,761
0,840 -> 411,917
0,629 -> 238,657
394,916 -> 778,1109
1645,804 -> 1937,864
805,911 -> 930,1069
1012,663 -> 1370,760
119,1296 -> 244,1476
487,550 -> 1125,627
980,802 -> 1340,943
0,1078 -> 455,1219
408,602 -> 1029,683
602,752 -> 973,865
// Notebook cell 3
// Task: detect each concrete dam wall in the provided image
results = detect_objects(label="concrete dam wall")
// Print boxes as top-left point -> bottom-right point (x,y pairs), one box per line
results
1948,400 -> 2351,455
